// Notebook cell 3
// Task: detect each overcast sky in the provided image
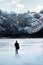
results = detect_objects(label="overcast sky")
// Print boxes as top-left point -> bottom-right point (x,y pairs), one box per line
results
0,0 -> 43,13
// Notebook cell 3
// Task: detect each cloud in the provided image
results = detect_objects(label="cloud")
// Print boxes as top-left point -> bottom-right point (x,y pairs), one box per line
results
33,5 -> 43,12
15,4 -> 25,13
0,0 -> 25,13
30,5 -> 43,12
0,0 -> 4,2
4,0 -> 21,6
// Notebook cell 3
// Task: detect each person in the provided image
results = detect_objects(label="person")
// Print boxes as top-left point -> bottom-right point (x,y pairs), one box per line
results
14,41 -> 20,54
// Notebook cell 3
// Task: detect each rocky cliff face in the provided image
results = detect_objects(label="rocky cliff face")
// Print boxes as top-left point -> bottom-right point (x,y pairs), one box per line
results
0,10 -> 43,38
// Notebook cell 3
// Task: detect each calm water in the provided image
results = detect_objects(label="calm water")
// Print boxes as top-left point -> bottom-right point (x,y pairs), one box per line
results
0,38 -> 43,65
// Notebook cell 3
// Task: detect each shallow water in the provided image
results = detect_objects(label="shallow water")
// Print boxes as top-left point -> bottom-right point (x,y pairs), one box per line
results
0,39 -> 43,65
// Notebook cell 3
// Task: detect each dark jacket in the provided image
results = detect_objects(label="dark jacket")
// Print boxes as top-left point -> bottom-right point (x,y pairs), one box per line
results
15,42 -> 19,49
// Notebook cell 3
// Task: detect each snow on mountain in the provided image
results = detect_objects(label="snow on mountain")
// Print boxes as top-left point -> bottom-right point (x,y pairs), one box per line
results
0,10 -> 43,37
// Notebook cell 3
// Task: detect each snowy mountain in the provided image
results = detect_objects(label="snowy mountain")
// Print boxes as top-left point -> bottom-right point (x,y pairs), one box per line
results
0,10 -> 43,38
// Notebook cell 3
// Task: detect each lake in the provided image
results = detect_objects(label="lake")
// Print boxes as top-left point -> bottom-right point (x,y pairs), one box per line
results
0,38 -> 43,65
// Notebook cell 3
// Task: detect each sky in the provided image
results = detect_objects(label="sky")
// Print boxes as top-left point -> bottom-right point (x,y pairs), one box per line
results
0,0 -> 43,13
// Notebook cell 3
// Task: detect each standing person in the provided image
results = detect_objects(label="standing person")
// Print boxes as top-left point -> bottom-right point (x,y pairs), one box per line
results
14,41 -> 20,54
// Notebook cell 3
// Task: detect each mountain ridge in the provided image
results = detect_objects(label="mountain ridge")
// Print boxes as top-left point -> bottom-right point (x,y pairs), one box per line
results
0,9 -> 43,38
